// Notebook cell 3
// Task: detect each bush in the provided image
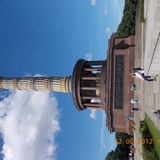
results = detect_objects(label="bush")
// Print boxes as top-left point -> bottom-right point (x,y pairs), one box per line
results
142,147 -> 159,160
115,0 -> 138,37
140,120 -> 159,159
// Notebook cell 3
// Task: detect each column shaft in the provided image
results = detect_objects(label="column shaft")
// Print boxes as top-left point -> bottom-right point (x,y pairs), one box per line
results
0,76 -> 72,93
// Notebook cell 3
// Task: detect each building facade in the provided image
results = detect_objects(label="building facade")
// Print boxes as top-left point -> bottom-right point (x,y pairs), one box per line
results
0,35 -> 135,135
106,35 -> 135,135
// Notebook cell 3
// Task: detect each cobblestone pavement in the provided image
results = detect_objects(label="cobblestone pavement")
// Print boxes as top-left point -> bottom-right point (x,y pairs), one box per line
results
140,0 -> 160,133
144,0 -> 160,75
134,0 -> 160,159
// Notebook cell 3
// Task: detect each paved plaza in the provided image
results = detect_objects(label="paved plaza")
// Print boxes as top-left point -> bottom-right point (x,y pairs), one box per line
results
144,0 -> 160,75
133,0 -> 160,159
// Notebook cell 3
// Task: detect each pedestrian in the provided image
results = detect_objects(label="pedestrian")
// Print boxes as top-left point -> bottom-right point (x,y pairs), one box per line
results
131,107 -> 139,112
130,72 -> 155,81
130,99 -> 140,104
130,84 -> 136,91
126,115 -> 134,121
130,67 -> 156,81
129,144 -> 135,150
130,67 -> 144,74
153,110 -> 160,119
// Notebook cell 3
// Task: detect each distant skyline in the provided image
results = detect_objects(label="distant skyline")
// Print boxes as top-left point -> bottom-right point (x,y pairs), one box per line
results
0,0 -> 125,160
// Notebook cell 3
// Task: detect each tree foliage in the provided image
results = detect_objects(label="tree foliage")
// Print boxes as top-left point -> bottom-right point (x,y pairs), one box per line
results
115,0 -> 138,37
105,132 -> 132,160
140,120 -> 159,160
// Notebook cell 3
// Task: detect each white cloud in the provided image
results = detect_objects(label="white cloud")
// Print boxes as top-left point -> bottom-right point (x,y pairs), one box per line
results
89,109 -> 96,120
105,27 -> 111,35
85,52 -> 92,61
0,90 -> 60,160
90,0 -> 96,6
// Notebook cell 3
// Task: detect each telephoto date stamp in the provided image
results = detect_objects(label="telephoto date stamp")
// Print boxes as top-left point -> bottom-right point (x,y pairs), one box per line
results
116,138 -> 160,145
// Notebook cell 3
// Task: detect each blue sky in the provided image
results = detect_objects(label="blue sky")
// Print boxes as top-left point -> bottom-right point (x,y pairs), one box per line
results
0,0 -> 124,160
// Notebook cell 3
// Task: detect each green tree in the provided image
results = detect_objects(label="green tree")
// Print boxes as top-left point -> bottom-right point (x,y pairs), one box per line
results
105,132 -> 132,160
105,151 -> 115,160
115,0 -> 138,37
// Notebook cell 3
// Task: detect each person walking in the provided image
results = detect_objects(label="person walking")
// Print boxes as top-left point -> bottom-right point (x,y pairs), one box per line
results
130,99 -> 140,104
130,67 -> 156,81
131,107 -> 140,112
153,109 -> 160,119
130,67 -> 144,74
130,84 -> 136,92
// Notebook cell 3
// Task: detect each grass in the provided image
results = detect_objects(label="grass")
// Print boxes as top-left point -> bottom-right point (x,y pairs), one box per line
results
140,114 -> 160,159
140,0 -> 146,23
145,114 -> 160,158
